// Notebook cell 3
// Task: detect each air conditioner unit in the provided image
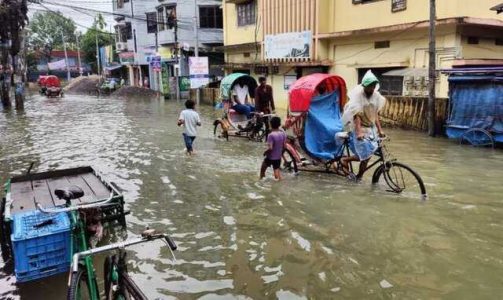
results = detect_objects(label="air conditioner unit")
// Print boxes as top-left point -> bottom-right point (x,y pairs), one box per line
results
116,42 -> 128,52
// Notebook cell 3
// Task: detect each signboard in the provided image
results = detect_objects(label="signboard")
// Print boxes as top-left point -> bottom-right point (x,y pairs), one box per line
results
284,75 -> 297,90
265,31 -> 312,59
149,56 -> 161,72
119,52 -> 135,64
48,59 -> 67,70
392,0 -> 407,12
189,56 -> 209,89
179,76 -> 191,92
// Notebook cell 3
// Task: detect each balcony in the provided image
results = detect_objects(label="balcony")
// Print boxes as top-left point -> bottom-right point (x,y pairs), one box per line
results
157,28 -> 175,45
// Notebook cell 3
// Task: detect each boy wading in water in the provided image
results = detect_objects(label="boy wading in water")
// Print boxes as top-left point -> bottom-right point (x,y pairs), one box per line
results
260,116 -> 287,180
178,100 -> 201,155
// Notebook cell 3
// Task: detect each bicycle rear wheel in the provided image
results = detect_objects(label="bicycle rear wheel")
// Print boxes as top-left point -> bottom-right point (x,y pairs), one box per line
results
281,149 -> 298,174
372,162 -> 427,200
67,268 -> 93,300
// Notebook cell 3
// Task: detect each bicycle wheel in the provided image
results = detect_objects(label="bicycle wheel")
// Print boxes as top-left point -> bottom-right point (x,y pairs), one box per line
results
281,149 -> 298,174
372,162 -> 427,200
67,268 -> 93,300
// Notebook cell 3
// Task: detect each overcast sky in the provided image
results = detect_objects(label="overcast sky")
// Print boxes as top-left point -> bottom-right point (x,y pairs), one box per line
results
28,0 -> 116,33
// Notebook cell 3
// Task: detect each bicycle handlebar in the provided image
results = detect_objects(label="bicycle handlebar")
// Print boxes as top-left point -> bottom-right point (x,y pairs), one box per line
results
36,192 -> 116,214
71,233 -> 177,273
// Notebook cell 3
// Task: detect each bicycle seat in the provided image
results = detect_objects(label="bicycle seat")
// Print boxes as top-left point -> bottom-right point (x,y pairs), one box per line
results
335,132 -> 350,139
54,185 -> 84,201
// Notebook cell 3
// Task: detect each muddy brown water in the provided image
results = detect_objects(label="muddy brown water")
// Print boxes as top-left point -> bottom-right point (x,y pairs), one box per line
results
1,94 -> 502,299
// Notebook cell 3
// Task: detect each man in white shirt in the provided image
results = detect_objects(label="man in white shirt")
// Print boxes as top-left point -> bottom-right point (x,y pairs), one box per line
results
231,82 -> 255,119
178,100 -> 202,155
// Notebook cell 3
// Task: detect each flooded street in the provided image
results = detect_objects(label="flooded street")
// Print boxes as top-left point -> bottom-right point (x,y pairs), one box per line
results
1,94 -> 502,299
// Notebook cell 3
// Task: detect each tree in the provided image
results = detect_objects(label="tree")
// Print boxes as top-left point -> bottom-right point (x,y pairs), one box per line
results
81,14 -> 113,73
0,0 -> 29,110
27,11 -> 77,64
81,14 -> 114,73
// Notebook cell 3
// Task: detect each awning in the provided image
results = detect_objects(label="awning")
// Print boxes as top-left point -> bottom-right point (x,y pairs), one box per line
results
383,68 -> 427,77
104,64 -> 123,71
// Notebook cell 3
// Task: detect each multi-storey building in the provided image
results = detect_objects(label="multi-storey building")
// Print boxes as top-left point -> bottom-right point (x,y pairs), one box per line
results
113,0 -> 224,95
223,0 -> 503,109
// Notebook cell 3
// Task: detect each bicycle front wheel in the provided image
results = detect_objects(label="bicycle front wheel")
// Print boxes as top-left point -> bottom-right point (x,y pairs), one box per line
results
67,268 -> 93,300
373,162 -> 427,200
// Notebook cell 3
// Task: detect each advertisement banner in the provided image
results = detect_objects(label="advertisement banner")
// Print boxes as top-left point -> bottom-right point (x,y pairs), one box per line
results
47,59 -> 67,70
119,52 -> 135,64
179,76 -> 191,92
161,62 -> 170,96
265,31 -> 312,59
189,57 -> 209,89
149,56 -> 161,72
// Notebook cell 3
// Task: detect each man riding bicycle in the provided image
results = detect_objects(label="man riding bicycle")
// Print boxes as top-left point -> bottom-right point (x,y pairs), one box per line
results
340,70 -> 386,180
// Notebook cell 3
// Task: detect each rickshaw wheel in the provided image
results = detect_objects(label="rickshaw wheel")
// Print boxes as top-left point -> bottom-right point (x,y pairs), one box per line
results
460,128 -> 494,147
281,149 -> 298,174
372,162 -> 427,200
1,197 -> 12,262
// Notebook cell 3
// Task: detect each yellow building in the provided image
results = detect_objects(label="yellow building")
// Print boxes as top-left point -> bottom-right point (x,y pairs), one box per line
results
222,0 -> 503,110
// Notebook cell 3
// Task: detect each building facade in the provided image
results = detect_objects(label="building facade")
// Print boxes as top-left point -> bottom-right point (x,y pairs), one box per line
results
222,0 -> 503,110
113,0 -> 224,95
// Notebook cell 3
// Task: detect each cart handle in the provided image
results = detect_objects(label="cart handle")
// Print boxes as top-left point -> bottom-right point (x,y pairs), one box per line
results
70,231 -> 177,272
36,192 -> 116,214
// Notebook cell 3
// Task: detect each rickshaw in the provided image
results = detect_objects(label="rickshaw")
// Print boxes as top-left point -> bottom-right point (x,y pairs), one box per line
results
40,75 -> 63,97
443,67 -> 503,147
213,73 -> 272,142
281,73 -> 427,200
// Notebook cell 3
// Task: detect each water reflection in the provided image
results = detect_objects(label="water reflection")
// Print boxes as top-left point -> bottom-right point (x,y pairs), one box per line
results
0,94 -> 502,299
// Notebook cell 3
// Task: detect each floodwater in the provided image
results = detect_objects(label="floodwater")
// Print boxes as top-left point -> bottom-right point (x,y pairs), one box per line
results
1,94 -> 502,299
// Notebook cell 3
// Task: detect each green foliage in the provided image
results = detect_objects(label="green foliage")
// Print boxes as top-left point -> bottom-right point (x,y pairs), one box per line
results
27,11 -> 77,56
81,14 -> 114,72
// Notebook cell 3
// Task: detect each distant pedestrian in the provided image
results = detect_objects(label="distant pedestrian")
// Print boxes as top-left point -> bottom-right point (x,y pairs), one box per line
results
260,116 -> 286,180
255,76 -> 276,135
178,100 -> 201,155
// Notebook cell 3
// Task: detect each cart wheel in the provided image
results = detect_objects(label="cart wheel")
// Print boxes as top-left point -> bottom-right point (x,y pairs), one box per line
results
281,149 -> 298,174
67,267 -> 93,300
460,128 -> 494,147
213,120 -> 229,141
372,162 -> 427,200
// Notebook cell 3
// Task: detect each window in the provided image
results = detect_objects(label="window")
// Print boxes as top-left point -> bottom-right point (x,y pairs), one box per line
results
146,12 -> 157,33
125,22 -> 132,40
353,0 -> 381,4
157,8 -> 165,31
374,40 -> 390,49
467,37 -> 479,45
199,6 -> 223,29
166,6 -> 177,29
237,1 -> 255,27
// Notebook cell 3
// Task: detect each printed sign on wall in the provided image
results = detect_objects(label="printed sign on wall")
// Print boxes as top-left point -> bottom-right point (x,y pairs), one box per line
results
265,31 -> 312,60
392,0 -> 407,12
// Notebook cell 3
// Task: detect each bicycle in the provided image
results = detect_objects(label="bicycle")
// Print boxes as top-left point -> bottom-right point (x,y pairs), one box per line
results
67,229 -> 177,300
281,134 -> 428,200
36,185 -> 127,297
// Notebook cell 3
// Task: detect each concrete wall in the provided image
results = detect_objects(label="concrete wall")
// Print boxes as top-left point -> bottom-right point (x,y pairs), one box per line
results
330,0 -> 503,33
223,1 -> 261,46
461,37 -> 503,59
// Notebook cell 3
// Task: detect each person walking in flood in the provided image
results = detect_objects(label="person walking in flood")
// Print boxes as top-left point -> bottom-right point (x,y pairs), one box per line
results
178,100 -> 201,155
340,70 -> 386,180
260,116 -> 287,180
255,76 -> 276,135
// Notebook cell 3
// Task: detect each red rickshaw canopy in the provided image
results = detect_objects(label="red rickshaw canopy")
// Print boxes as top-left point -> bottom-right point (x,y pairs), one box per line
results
288,73 -> 347,112
44,75 -> 61,88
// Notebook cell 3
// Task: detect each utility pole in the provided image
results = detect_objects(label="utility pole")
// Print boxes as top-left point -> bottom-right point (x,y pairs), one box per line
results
428,0 -> 437,137
76,32 -> 83,77
61,31 -> 71,82
175,18 -> 180,101
194,0 -> 200,105
96,33 -> 101,77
